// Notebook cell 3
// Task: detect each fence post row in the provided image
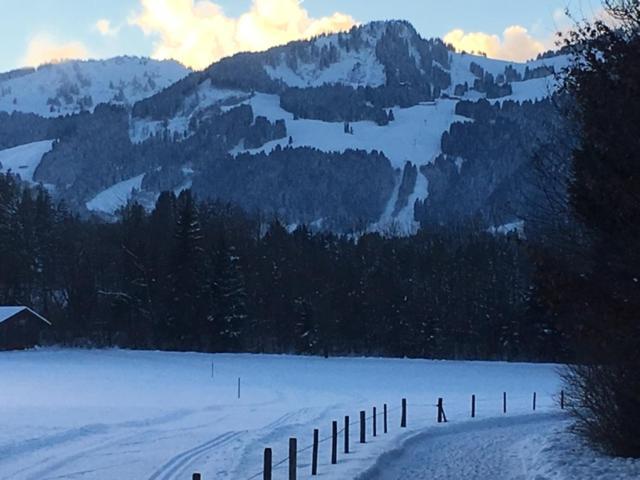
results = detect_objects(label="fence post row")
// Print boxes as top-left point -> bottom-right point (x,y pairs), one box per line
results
401,398 -> 407,428
263,448 -> 272,480
289,438 -> 297,480
249,392 -> 565,480
311,429 -> 319,476
344,416 -> 350,454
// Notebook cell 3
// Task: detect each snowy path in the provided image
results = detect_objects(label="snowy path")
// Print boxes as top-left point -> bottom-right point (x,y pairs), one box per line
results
361,413 -> 567,480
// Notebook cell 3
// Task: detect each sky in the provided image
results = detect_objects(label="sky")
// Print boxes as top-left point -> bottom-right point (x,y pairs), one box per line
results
0,0 -> 606,72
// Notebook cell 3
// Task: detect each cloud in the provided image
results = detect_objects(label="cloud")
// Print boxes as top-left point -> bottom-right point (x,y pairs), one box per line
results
95,19 -> 119,36
22,35 -> 90,67
130,0 -> 357,70
444,25 -> 546,62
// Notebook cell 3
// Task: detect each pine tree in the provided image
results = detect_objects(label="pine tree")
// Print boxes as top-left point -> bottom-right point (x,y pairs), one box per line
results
212,240 -> 248,351
167,190 -> 208,349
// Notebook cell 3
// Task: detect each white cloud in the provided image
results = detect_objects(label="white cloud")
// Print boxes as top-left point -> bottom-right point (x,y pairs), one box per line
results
444,25 -> 547,62
22,35 -> 90,68
95,19 -> 119,37
130,0 -> 357,70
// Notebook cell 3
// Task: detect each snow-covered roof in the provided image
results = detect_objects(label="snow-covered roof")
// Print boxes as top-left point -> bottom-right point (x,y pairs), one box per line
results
0,307 -> 51,325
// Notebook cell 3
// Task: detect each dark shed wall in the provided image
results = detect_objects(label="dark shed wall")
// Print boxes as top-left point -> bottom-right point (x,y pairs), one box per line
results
0,311 -> 46,350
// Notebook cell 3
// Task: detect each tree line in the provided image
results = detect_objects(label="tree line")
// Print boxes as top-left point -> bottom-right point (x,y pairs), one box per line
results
0,174 -> 561,360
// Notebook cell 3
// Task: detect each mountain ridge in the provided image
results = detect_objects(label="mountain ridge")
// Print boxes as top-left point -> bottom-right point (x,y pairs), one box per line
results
0,20 -> 569,234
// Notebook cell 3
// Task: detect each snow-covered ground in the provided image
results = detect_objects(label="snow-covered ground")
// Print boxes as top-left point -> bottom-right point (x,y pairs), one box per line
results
1,350 -> 636,479
0,140 -> 54,184
0,349 -> 564,480
85,174 -> 145,214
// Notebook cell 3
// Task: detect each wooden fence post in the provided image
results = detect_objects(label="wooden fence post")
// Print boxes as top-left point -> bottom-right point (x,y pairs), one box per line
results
289,438 -> 297,480
238,377 -> 241,400
471,394 -> 476,418
533,392 -> 537,411
503,392 -> 507,414
383,404 -> 388,434
264,448 -> 272,480
561,390 -> 565,409
331,421 -> 338,465
344,416 -> 350,454
401,398 -> 407,428
360,410 -> 366,443
311,429 -> 319,476
373,407 -> 377,437
437,398 -> 447,423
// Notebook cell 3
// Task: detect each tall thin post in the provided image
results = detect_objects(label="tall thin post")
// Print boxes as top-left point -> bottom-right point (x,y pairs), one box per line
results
331,421 -> 338,464
503,392 -> 507,414
311,429 -> 319,475
560,390 -> 565,409
383,404 -> 388,434
471,394 -> 476,418
437,398 -> 445,423
359,410 -> 366,444
344,416 -> 350,454
263,448 -> 272,480
289,437 -> 297,480
401,398 -> 407,428
533,392 -> 537,411
373,407 -> 377,437
238,377 -> 241,400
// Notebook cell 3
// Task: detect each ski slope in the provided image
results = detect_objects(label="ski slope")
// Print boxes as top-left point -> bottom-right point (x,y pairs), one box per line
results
0,349 -> 565,480
85,174 -> 145,214
0,140 -> 55,184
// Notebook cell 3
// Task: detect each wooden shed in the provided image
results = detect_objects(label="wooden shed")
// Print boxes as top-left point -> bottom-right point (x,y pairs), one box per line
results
0,306 -> 51,351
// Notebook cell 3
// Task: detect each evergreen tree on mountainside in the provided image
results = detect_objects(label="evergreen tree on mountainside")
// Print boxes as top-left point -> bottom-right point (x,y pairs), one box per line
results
535,0 -> 640,457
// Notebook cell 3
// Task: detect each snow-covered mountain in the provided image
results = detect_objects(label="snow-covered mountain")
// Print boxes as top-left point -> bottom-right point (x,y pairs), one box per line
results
0,56 -> 189,117
0,21 -> 570,233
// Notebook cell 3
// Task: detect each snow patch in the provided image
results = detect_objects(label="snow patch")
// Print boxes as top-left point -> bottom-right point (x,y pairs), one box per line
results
85,174 -> 145,214
0,140 -> 55,183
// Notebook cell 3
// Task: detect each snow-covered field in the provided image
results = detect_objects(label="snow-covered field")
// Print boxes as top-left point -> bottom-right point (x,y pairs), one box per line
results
0,349 -> 562,479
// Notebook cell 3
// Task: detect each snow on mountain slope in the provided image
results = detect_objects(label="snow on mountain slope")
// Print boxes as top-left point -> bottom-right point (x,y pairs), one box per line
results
0,57 -> 189,117
0,140 -> 55,183
226,94 -> 467,234
233,94 -> 466,170
85,173 -> 145,214
264,26 -> 388,88
129,83 -> 247,143
0,349 -> 563,480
